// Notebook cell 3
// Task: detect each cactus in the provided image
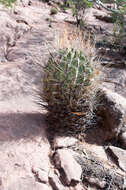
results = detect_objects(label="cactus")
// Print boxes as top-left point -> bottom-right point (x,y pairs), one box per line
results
42,48 -> 99,131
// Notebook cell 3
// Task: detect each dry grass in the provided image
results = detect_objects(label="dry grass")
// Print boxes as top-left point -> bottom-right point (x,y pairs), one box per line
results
54,23 -> 95,53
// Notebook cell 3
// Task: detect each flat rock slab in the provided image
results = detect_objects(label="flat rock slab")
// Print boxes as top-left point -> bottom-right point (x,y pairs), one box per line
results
0,1 -> 54,113
54,149 -> 82,186
0,113 -> 51,190
0,1 -> 54,189
0,61 -> 43,113
107,146 -> 126,172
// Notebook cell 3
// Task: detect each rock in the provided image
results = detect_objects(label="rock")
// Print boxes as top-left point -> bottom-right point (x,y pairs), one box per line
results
83,8 -> 114,34
64,16 -> 77,25
119,131 -> 126,149
0,113 -> 52,190
107,146 -> 126,172
32,167 -> 48,183
96,88 -> 126,140
74,149 -> 125,190
5,176 -> 52,190
94,14 -> 113,23
17,0 -> 31,7
34,183 -> 52,190
70,183 -> 86,190
79,145 -> 108,163
49,170 -> 65,190
53,136 -> 78,149
54,149 -> 82,186
103,67 -> 126,97
85,176 -> 106,189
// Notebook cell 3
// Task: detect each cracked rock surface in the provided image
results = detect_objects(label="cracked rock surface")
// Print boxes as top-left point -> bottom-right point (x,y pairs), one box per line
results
0,1 -> 54,189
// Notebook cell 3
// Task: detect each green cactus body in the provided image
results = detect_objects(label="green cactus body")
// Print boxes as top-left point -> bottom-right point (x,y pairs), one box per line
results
42,48 -> 98,130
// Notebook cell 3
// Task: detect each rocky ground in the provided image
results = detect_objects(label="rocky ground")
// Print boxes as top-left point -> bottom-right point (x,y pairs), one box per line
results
0,0 -> 126,189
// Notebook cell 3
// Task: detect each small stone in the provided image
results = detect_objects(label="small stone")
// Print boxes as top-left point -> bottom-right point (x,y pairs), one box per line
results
49,170 -> 65,190
107,146 -> 126,172
54,149 -> 82,186
32,167 -> 48,184
53,136 -> 78,149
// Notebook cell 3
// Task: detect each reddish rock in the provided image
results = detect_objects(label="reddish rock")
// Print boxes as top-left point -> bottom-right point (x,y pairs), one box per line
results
49,170 -> 65,190
107,146 -> 126,172
96,88 -> 126,140
53,136 -> 78,149
83,8 -> 113,33
32,167 -> 48,184
0,2 -> 54,190
4,176 -> 52,190
34,183 -> 52,190
54,149 -> 82,186
17,0 -> 31,7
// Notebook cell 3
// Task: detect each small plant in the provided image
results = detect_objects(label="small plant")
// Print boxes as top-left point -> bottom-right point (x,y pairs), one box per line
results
0,0 -> 16,6
70,0 -> 93,26
94,0 -> 126,49
60,4 -> 69,11
42,46 -> 100,131
50,7 -> 58,15
60,0 -> 71,11
111,6 -> 126,48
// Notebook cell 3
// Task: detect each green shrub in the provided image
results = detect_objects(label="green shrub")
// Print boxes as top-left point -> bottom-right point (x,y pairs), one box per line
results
60,4 -> 69,11
50,7 -> 58,15
42,47 -> 100,131
69,0 -> 93,26
94,0 -> 126,48
0,0 -> 16,6
111,5 -> 126,47
60,0 -> 71,11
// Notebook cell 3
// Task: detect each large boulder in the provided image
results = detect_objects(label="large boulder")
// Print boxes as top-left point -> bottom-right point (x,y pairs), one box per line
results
96,88 -> 126,140
83,8 -> 114,34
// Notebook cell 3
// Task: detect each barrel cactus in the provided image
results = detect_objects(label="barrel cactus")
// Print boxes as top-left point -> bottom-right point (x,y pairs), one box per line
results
42,48 -> 100,131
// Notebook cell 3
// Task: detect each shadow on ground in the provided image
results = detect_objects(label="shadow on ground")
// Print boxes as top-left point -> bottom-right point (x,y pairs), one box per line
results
0,112 -> 48,142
